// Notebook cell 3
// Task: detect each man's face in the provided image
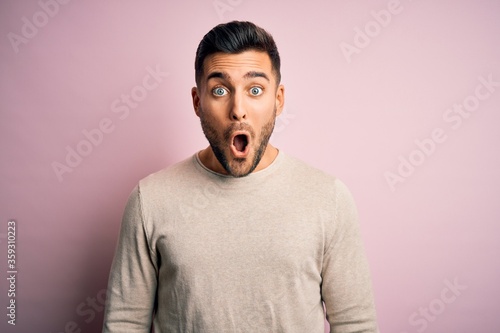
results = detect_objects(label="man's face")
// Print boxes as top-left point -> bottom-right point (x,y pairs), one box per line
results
192,50 -> 284,177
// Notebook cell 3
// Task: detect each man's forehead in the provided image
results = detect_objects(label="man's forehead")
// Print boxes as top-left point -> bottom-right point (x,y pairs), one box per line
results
203,50 -> 273,81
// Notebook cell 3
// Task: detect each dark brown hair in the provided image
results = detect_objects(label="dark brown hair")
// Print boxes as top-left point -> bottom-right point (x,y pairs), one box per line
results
194,21 -> 281,86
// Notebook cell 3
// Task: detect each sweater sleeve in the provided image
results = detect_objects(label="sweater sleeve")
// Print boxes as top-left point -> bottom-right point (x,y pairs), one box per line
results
102,185 -> 158,333
321,179 -> 378,333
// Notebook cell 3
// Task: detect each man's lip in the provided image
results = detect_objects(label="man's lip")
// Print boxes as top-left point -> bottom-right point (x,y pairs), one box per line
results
229,130 -> 250,158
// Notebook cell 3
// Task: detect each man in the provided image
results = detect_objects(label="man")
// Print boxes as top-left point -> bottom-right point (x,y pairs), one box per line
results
102,21 -> 377,332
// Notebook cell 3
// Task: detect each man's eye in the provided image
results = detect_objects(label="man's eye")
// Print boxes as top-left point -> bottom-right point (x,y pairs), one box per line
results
250,87 -> 263,96
213,87 -> 228,96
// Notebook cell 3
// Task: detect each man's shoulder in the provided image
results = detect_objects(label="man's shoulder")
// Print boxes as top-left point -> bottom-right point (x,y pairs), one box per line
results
283,152 -> 337,184
281,152 -> 355,200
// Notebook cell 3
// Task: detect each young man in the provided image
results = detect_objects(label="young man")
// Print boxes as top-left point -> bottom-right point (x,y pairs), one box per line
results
102,21 -> 377,332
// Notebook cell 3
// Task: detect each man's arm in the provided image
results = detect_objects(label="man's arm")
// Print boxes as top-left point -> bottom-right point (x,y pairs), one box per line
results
102,185 -> 158,333
321,179 -> 378,333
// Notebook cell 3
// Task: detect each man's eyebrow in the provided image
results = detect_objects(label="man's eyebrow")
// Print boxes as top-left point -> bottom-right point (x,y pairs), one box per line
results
206,71 -> 270,82
206,72 -> 229,82
244,71 -> 270,82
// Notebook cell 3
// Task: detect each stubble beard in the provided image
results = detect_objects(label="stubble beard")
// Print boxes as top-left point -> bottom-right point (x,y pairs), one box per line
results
199,107 -> 277,177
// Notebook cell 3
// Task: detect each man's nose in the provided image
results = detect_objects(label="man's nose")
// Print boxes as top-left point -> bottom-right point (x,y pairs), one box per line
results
229,91 -> 247,121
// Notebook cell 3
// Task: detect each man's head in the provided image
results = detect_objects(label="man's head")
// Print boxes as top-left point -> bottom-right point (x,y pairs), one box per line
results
192,21 -> 285,178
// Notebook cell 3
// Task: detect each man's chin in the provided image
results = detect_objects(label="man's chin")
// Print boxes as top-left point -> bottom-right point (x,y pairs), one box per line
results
225,157 -> 256,178
210,144 -> 263,177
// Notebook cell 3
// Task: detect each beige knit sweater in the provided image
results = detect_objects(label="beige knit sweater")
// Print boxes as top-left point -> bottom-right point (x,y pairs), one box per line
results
102,151 -> 377,332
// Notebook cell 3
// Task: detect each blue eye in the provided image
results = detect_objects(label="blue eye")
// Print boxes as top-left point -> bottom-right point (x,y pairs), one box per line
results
250,87 -> 263,96
213,87 -> 227,96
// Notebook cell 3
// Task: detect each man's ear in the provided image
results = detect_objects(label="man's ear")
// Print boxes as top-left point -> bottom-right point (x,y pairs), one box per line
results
191,87 -> 201,117
275,84 -> 285,117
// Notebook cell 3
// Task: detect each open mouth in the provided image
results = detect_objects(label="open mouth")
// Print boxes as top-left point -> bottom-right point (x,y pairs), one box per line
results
230,132 -> 250,157
233,134 -> 248,152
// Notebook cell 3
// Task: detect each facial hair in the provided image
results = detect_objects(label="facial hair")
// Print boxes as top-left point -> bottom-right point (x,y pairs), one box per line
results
199,106 -> 277,177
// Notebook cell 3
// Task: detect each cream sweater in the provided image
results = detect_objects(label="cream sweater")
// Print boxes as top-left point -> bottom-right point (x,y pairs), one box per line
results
102,151 -> 377,332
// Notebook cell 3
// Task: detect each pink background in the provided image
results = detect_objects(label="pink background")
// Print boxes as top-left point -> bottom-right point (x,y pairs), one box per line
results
1,0 -> 500,332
